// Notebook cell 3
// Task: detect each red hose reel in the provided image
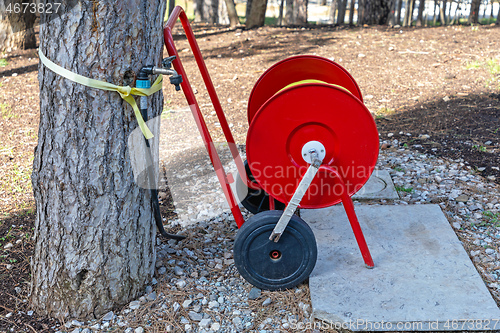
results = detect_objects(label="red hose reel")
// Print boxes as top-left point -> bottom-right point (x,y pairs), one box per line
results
164,9 -> 378,291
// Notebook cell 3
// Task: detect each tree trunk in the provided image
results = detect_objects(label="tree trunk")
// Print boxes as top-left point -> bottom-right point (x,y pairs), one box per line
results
416,0 -> 425,26
285,0 -> 294,24
470,0 -> 480,23
357,0 -> 366,24
348,0 -> 355,25
278,0 -> 285,25
386,0 -> 396,25
246,0 -> 268,27
169,0 -> 176,16
396,0 -> 403,24
337,0 -> 347,24
433,0 -> 438,24
360,0 -> 391,24
204,0 -> 219,23
246,0 -> 253,21
439,1 -> 445,24
329,0 -> 338,23
295,0 -> 308,24
497,0 -> 500,24
402,0 -> 410,26
32,0 -> 165,319
442,0 -> 448,24
0,0 -> 37,52
195,0 -> 204,21
450,0 -> 461,25
224,0 -> 241,26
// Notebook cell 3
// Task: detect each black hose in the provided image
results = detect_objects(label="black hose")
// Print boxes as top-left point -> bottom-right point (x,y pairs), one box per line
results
137,77 -> 186,241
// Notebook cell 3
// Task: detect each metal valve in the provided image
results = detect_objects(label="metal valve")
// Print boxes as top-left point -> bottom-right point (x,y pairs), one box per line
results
162,56 -> 177,70
169,74 -> 183,91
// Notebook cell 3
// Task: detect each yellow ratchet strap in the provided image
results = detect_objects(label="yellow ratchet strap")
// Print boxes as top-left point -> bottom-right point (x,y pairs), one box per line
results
38,48 -> 163,139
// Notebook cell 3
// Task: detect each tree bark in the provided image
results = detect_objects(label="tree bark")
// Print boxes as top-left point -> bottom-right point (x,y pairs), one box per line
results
395,0 -> 403,24
348,0 -> 355,25
285,0 -> 294,24
329,0 -> 338,23
416,0 -> 425,26
402,0 -> 410,26
497,0 -> 500,24
294,0 -> 308,24
433,0 -> 438,25
195,0 -> 204,21
224,0 -> 241,26
246,0 -> 268,28
337,0 -> 347,24
32,0 -> 165,319
0,0 -> 36,52
360,0 -> 391,24
204,0 -> 219,23
169,0 -> 176,16
470,0 -> 480,23
357,0 -> 366,24
278,0 -> 285,25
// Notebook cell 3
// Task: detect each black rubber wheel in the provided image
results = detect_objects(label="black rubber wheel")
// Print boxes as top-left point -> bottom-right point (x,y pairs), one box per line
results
234,210 -> 317,291
236,161 -> 286,214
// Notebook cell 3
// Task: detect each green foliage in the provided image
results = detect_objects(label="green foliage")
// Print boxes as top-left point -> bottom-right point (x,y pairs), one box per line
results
0,58 -> 8,67
465,60 -> 482,70
395,186 -> 413,193
0,226 -> 14,242
472,144 -> 487,152
478,211 -> 500,227
0,103 -> 18,119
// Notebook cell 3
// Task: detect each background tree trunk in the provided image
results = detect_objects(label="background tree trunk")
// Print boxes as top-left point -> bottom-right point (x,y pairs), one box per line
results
285,0 -> 294,24
204,0 -> 219,23
294,0 -> 308,24
246,0 -> 253,21
497,1 -> 500,24
357,0 -> 366,24
402,0 -> 410,26
470,0 -> 480,23
396,0 -> 403,24
348,0 -> 355,25
416,0 -> 425,26
0,0 -> 36,52
169,0 -> 176,16
246,0 -> 268,28
32,0 -> 165,319
224,0 -> 241,27
360,0 -> 391,24
195,0 -> 204,21
278,0 -> 285,25
337,0 -> 347,24
433,0 -> 438,25
329,0 -> 338,23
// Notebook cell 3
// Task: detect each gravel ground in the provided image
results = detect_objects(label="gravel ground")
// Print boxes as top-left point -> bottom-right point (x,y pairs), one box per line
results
37,140 -> 500,333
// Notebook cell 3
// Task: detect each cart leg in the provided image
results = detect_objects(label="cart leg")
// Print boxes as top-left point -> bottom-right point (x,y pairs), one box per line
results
320,166 -> 374,268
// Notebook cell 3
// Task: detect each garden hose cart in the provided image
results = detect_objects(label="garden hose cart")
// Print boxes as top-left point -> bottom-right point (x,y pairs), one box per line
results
161,6 -> 379,290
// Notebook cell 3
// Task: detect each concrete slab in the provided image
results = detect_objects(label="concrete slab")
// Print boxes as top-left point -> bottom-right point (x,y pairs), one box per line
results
352,169 -> 399,200
303,204 -> 500,331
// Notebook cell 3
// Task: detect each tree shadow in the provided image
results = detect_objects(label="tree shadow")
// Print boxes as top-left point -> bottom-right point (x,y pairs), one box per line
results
376,92 -> 500,182
0,64 -> 38,77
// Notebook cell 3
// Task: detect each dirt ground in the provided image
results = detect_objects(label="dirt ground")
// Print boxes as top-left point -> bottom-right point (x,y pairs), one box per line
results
1,23 -> 499,331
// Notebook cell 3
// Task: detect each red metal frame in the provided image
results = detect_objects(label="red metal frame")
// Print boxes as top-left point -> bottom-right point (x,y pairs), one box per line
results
163,6 -> 247,227
320,165 -> 374,268
163,8 -> 374,269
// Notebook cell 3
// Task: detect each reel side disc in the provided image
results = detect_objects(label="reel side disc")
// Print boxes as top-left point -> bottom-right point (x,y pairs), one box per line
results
247,55 -> 363,124
246,83 -> 379,208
